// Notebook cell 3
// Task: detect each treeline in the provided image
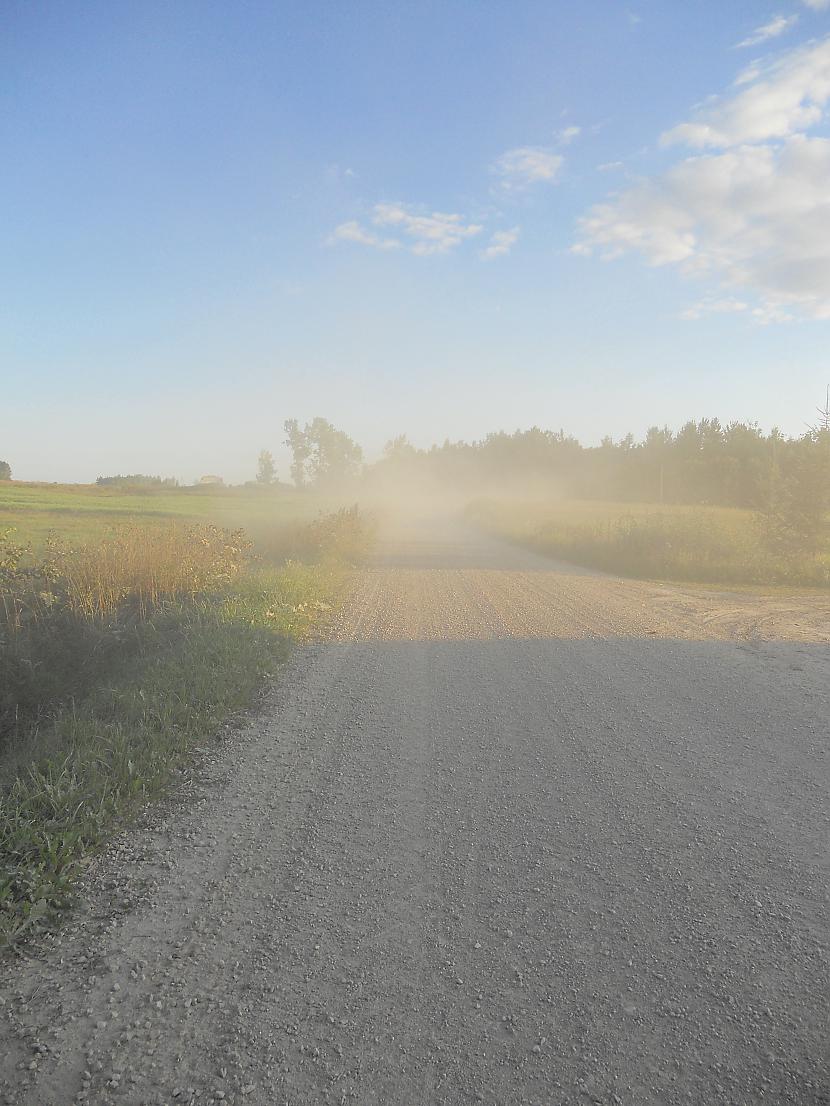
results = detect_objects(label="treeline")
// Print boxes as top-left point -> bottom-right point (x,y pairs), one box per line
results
370,419 -> 830,510
96,474 -> 179,488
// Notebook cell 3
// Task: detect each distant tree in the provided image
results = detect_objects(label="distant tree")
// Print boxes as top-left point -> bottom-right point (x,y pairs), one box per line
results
0,461 -> 10,481
357,410 -> 830,520
284,419 -> 311,489
382,435 -> 419,465
366,435 -> 421,488
284,418 -> 362,489
256,449 -> 277,486
306,418 -> 362,488
95,474 -> 178,488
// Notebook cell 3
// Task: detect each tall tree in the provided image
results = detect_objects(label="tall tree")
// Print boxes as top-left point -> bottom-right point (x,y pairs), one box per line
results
0,461 -> 11,481
256,449 -> 277,486
284,419 -> 311,489
284,418 -> 362,489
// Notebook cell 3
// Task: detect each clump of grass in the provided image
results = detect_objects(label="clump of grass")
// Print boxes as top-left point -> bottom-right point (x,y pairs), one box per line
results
0,509 -> 372,948
466,499 -> 830,587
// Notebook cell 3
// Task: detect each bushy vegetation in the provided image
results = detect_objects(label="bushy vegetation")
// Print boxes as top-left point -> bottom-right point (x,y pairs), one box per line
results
256,505 -> 375,565
0,508 -> 373,948
467,499 -> 830,587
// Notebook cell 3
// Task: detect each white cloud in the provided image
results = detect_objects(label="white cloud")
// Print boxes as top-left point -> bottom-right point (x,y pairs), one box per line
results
480,227 -> 520,261
662,36 -> 830,147
329,204 -> 482,256
597,161 -> 625,172
802,0 -> 830,10
558,126 -> 581,145
493,146 -> 564,190
373,203 -> 483,255
736,14 -> 798,49
574,35 -> 830,321
576,134 -> 830,319
328,220 -> 400,250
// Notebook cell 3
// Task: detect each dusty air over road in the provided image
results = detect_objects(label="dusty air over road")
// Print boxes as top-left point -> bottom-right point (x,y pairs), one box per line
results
2,518 -> 828,1106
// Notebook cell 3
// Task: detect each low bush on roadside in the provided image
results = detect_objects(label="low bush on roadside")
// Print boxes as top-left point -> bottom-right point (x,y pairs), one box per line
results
0,508 -> 372,948
253,504 -> 376,565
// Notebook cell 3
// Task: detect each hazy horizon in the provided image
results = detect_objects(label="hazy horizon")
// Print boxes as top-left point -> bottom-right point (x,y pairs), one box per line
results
4,409 -> 827,490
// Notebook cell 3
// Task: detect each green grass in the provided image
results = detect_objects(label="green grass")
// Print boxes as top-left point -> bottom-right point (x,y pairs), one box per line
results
466,497 -> 830,587
0,504 -> 372,949
0,481 -> 336,551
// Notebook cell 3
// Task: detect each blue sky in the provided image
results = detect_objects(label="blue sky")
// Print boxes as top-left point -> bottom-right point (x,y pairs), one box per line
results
2,0 -> 830,483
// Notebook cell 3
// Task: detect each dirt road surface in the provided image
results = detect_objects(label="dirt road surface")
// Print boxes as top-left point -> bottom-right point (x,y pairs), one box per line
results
2,521 -> 828,1105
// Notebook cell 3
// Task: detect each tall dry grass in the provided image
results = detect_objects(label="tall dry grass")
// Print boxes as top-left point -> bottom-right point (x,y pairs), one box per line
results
0,524 -> 251,737
2,522 -> 249,624
465,499 -> 830,587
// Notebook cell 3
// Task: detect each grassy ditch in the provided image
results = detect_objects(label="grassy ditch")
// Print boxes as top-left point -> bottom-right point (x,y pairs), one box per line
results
0,507 -> 372,948
466,499 -> 830,587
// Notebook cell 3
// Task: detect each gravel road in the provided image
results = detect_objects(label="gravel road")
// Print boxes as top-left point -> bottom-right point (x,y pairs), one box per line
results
2,521 -> 828,1106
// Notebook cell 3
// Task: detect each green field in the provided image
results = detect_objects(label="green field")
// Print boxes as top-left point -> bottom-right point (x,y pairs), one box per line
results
466,497 -> 830,588
0,481 -> 338,551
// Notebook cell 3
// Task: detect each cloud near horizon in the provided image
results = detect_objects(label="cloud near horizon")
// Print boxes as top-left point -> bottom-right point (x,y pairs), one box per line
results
575,35 -> 830,322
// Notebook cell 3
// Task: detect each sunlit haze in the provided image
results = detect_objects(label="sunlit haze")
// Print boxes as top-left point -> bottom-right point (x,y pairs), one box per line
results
3,1 -> 830,483
3,6 -> 830,1095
